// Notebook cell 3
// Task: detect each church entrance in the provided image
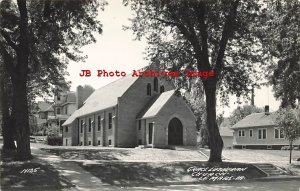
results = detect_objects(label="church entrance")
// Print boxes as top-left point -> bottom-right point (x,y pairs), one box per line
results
168,118 -> 183,145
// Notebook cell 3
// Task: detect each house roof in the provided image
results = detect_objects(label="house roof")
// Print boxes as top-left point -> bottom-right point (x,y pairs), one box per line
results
63,75 -> 138,126
137,90 -> 175,119
38,101 -> 53,112
231,112 -> 277,129
219,118 -> 233,137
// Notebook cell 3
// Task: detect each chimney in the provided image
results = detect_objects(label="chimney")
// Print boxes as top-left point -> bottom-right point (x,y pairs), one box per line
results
76,85 -> 84,109
264,105 -> 270,115
251,86 -> 255,106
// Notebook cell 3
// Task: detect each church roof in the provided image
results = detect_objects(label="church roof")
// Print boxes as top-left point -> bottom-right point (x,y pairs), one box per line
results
231,112 -> 278,129
63,75 -> 138,126
137,90 -> 175,119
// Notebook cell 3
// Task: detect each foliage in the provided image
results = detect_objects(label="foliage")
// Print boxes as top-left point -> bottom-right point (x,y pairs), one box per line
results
276,107 -> 300,143
46,125 -> 60,137
47,135 -> 62,146
124,0 -> 267,162
228,105 -> 263,125
0,0 -> 107,99
276,107 -> 300,163
258,0 -> 300,108
0,0 -> 106,160
124,0 -> 265,102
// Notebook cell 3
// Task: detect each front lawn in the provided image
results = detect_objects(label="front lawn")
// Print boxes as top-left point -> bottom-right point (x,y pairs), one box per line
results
41,147 -> 207,161
77,161 -> 266,186
0,149 -> 74,191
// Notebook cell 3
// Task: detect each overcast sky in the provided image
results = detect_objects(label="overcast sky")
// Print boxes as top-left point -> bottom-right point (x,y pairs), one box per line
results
65,0 -> 280,117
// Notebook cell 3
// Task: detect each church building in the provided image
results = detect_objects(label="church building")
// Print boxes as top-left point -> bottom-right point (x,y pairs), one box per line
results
62,74 -> 197,148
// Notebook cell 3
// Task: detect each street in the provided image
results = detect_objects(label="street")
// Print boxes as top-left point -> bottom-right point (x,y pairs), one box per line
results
126,180 -> 300,191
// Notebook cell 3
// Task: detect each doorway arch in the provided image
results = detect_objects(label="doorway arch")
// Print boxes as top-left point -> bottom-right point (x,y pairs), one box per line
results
168,117 -> 183,145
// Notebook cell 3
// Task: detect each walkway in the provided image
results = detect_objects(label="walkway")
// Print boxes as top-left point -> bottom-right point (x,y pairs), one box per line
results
31,146 -> 119,191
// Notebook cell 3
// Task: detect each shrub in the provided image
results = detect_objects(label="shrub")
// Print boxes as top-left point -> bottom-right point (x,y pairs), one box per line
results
47,135 -> 62,146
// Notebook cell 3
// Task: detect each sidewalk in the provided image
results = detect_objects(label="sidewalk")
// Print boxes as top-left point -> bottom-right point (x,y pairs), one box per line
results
31,146 -> 120,191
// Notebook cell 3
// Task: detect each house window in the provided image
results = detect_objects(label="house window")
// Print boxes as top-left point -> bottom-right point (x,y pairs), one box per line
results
267,145 -> 272,150
138,120 -> 141,130
154,77 -> 158,92
258,129 -> 267,139
147,83 -> 151,96
160,85 -> 164,93
57,108 -> 61,115
98,140 -> 100,145
88,118 -> 92,132
66,139 -> 68,146
249,129 -> 253,137
65,106 -> 68,115
109,139 -> 112,145
80,120 -> 84,133
57,95 -> 60,101
98,116 -> 101,131
275,128 -> 284,139
108,113 -> 112,129
65,126 -> 68,133
238,130 -> 245,137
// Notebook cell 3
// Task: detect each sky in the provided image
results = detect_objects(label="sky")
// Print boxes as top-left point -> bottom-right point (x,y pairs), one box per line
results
65,0 -> 280,117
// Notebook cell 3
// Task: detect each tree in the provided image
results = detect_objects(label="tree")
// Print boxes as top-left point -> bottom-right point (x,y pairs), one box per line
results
258,0 -> 300,108
0,54 -> 16,150
125,0 -> 265,161
228,105 -> 263,126
0,0 -> 106,160
276,107 -> 300,164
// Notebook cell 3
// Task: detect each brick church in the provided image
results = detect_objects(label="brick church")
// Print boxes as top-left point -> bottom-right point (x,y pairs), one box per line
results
62,74 -> 197,148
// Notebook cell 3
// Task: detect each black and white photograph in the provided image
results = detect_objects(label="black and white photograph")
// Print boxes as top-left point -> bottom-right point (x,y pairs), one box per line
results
0,0 -> 300,190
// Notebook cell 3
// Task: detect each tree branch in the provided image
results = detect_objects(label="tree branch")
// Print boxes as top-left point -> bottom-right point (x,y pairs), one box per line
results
196,1 -> 210,67
0,28 -> 19,52
214,0 -> 240,78
0,43 -> 16,80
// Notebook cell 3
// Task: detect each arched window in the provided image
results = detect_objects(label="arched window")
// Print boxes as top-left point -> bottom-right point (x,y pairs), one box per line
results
147,83 -> 151,96
154,77 -> 158,92
160,85 -> 165,93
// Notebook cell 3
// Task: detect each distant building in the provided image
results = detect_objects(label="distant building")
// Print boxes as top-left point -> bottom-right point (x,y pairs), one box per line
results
219,118 -> 233,148
231,106 -> 300,149
48,92 -> 77,134
62,75 -> 197,148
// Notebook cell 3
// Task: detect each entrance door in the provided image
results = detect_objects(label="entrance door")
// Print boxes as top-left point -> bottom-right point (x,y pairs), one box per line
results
148,123 -> 153,144
168,118 -> 183,145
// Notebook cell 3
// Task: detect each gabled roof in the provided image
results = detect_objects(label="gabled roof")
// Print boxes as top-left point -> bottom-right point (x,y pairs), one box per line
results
38,101 -> 53,112
231,112 -> 277,129
137,90 -> 175,119
63,75 -> 138,126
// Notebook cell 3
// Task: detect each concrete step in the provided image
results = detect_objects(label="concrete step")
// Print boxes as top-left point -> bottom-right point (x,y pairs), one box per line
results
254,163 -> 288,176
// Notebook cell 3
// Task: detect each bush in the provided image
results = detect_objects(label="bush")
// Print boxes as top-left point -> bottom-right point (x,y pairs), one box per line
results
47,135 -> 62,146
281,146 -> 289,150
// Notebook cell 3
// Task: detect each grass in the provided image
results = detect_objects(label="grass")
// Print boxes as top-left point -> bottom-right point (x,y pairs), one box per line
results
41,148 -> 131,160
0,148 -> 74,191
77,161 -> 266,187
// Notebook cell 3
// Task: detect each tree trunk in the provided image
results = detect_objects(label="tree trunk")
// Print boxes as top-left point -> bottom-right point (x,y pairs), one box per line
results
13,79 -> 32,160
13,0 -> 31,161
203,77 -> 224,162
0,78 -> 16,150
289,141 -> 292,164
